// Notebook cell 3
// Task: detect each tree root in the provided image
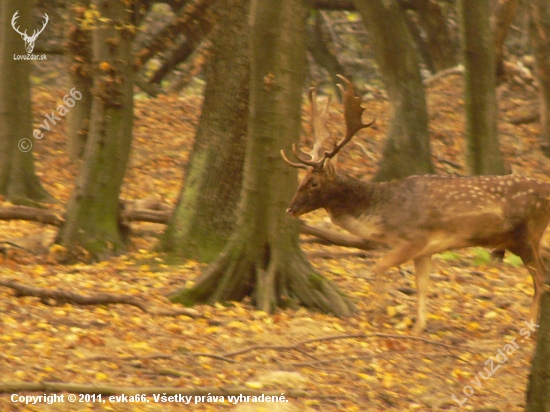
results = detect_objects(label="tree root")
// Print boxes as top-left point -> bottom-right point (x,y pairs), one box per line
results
0,279 -> 201,318
170,235 -> 356,317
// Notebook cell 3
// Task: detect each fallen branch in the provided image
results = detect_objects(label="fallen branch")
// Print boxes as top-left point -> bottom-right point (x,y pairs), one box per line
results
222,332 -> 458,359
0,204 -> 377,251
82,352 -> 236,364
300,222 -> 379,251
0,205 -> 64,226
0,279 -> 201,318
0,204 -> 171,227
508,111 -> 540,125
423,64 -> 464,86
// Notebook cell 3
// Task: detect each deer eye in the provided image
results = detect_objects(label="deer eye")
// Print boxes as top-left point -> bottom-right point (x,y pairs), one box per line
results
310,180 -> 319,189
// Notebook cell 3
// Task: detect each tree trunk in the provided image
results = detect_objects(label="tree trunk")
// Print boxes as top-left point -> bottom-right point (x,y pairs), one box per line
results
159,0 -> 249,263
528,0 -> 550,156
352,0 -> 435,181
458,0 -> 507,175
134,0 -> 217,71
525,273 -> 550,410
66,1 -> 93,161
0,0 -> 52,203
55,0 -> 135,258
493,0 -> 520,81
307,11 -> 349,101
526,2 -> 550,406
403,0 -> 457,73
169,0 -> 355,317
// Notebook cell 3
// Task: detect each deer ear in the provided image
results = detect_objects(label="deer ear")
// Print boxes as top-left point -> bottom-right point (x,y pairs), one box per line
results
324,158 -> 336,181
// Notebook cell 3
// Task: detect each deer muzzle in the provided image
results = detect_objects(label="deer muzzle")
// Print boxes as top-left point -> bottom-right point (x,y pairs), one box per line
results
286,206 -> 298,217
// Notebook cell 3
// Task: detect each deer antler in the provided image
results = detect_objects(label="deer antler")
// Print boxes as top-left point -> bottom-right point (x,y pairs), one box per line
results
294,88 -> 332,162
281,75 -> 375,170
324,74 -> 376,160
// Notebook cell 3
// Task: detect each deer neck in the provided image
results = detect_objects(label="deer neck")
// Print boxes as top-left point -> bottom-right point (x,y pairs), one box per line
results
324,174 -> 377,219
323,174 -> 392,241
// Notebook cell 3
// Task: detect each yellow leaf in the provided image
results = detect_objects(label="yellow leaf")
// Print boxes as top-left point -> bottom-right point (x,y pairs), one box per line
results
96,372 -> 108,381
332,323 -> 345,332
14,371 -> 26,379
245,381 -> 263,389
356,373 -> 377,383
394,317 -> 413,330
467,321 -> 480,331
484,310 -> 498,319
99,62 -> 111,71
382,372 -> 393,388
131,341 -> 151,350
386,306 -> 397,317
34,265 -> 47,275
226,321 -> 246,329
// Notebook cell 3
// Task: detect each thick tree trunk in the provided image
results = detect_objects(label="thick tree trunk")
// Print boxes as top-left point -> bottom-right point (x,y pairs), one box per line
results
159,0 -> 249,263
525,274 -> 550,410
0,0 -> 52,203
352,0 -> 435,181
526,1 -> 550,407
493,0 -> 520,81
307,11 -> 350,101
148,8 -> 216,85
169,0 -> 355,316
66,1 -> 93,161
458,0 -> 507,175
402,0 -> 457,73
528,0 -> 550,156
55,0 -> 135,258
134,0 -> 217,71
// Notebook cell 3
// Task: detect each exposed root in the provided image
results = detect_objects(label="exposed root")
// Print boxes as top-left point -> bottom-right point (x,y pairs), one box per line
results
169,236 -> 355,317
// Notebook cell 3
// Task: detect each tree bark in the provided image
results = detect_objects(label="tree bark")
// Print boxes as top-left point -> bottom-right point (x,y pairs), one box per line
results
493,0 -> 520,81
528,0 -> 550,157
0,0 -> 52,203
526,1 -> 550,407
55,0 -> 135,258
65,1 -> 93,161
148,7 -> 216,85
525,275 -> 550,410
307,11 -> 350,101
134,0 -> 217,71
402,0 -> 457,73
169,0 -> 355,316
159,0 -> 249,263
352,0 -> 435,181
458,0 -> 507,175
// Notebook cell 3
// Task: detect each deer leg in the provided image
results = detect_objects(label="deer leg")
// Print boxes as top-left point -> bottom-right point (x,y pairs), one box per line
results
509,242 -> 545,323
412,255 -> 432,334
371,241 -> 428,295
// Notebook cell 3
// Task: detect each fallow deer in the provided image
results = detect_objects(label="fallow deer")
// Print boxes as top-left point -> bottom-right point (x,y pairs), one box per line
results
282,75 -> 550,333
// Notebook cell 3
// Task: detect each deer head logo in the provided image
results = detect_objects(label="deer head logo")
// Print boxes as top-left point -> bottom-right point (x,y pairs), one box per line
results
11,11 -> 49,54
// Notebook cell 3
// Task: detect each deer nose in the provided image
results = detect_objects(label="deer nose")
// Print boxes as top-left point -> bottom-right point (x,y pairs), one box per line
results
286,206 -> 296,216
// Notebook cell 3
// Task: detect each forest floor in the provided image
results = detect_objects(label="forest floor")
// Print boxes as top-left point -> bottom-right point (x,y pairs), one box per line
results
0,71 -> 549,411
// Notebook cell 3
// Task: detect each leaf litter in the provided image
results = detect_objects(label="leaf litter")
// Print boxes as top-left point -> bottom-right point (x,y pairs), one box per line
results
0,75 -> 548,411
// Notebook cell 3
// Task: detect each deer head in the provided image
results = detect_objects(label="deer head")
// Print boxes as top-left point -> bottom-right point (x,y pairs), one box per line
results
11,11 -> 49,54
281,75 -> 375,217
